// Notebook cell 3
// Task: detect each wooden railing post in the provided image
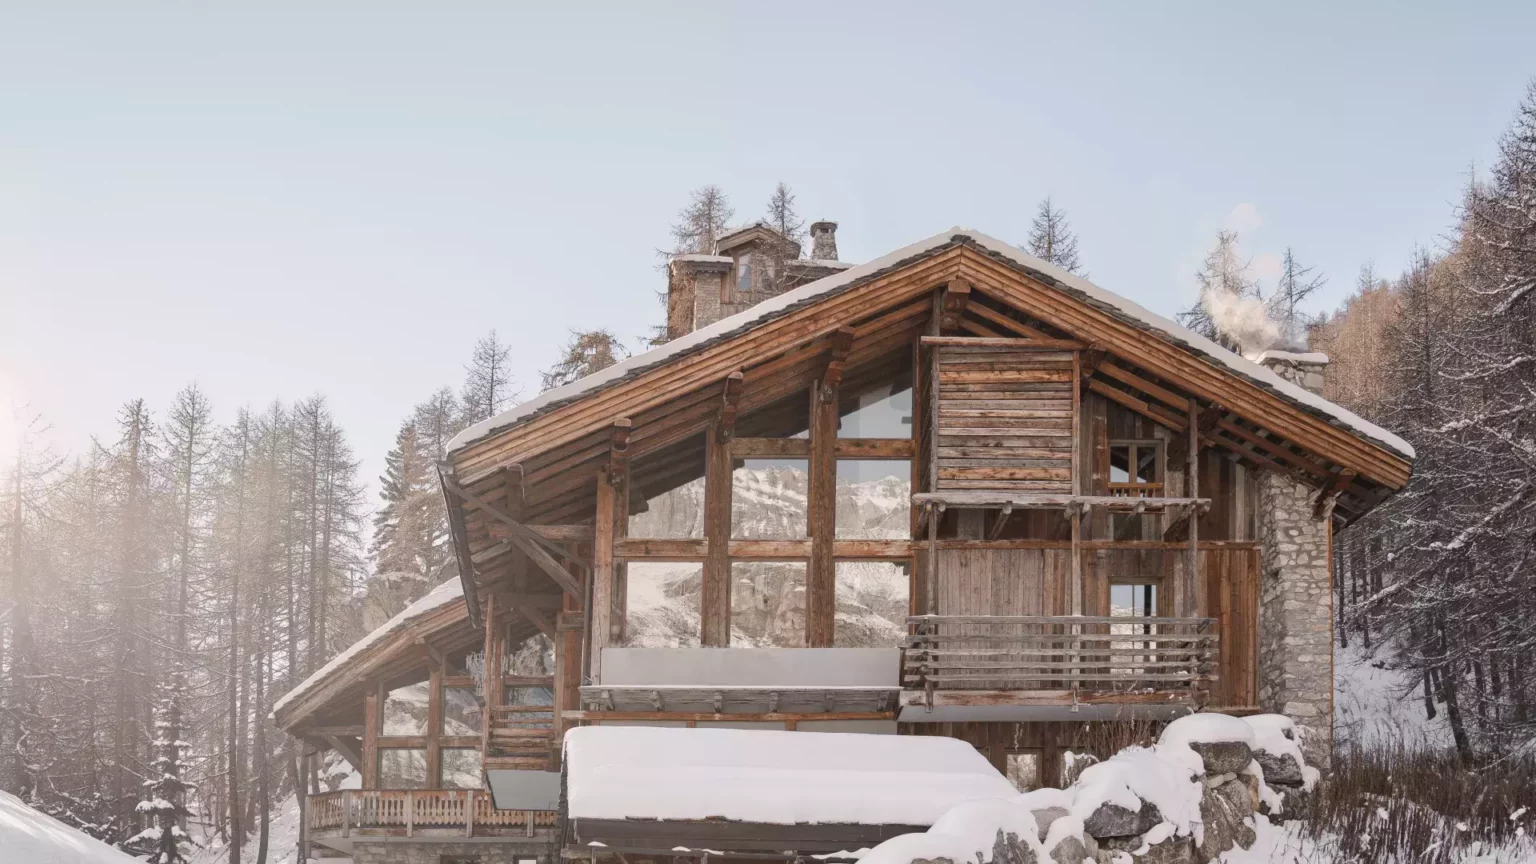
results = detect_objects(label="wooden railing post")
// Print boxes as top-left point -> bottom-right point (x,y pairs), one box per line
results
465,789 -> 475,837
405,791 -> 414,837
341,790 -> 351,838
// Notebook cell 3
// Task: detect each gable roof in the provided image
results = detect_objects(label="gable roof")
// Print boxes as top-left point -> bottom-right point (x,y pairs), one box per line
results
448,227 -> 1411,464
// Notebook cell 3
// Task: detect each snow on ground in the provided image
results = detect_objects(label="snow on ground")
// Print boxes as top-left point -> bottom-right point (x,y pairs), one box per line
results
1223,816 -> 1536,863
1334,643 -> 1451,752
0,791 -> 142,864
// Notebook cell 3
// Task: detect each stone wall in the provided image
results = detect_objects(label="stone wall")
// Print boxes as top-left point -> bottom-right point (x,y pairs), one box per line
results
350,838 -> 555,864
1256,470 -> 1334,764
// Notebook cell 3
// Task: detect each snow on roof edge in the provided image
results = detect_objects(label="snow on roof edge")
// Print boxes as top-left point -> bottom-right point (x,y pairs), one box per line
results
271,578 -> 464,722
448,228 -> 1413,463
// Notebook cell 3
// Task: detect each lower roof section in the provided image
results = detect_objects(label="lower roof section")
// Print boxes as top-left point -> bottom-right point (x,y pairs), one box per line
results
563,725 -> 1015,828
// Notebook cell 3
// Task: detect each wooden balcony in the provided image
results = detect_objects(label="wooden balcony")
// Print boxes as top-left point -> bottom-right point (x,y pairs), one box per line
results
307,789 -> 557,840
900,615 -> 1217,717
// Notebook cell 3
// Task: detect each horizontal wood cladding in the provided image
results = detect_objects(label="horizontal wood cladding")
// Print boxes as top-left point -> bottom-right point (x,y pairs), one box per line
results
933,346 -> 1076,495
954,247 -> 1410,488
450,249 -> 965,484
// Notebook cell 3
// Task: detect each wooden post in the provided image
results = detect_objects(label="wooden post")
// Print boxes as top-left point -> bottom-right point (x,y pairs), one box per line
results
807,333 -> 850,647
361,688 -> 378,789
702,374 -> 742,646
483,592 -> 502,749
406,791 -> 414,837
590,479 -> 616,679
426,663 -> 442,788
341,790 -> 351,838
1070,350 -> 1083,618
465,789 -> 475,837
1186,398 -> 1201,619
610,422 -> 632,645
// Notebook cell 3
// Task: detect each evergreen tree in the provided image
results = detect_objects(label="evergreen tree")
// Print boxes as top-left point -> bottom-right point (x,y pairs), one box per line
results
540,329 -> 629,391
1025,197 -> 1083,274
460,330 -> 517,425
1268,248 -> 1326,348
130,686 -> 192,864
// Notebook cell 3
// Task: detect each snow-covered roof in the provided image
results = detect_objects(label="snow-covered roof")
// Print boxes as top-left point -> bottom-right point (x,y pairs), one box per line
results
272,578 -> 464,722
448,228 -> 1412,462
0,791 -> 142,864
563,725 -> 1016,826
1253,349 -> 1330,365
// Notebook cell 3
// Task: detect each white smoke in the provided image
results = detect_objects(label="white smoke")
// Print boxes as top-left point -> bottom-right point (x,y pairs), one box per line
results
1203,285 -> 1285,359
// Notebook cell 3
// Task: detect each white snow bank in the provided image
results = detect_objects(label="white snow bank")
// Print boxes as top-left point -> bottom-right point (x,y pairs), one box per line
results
272,579 -> 463,720
0,791 -> 141,864
858,799 -> 1046,864
1243,715 -> 1320,792
1071,746 -> 1206,842
563,726 -> 1016,826
448,228 -> 1411,463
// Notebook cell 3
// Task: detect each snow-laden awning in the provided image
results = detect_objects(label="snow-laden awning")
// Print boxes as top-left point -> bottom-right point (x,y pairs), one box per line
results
564,726 -> 1015,828
0,791 -> 142,864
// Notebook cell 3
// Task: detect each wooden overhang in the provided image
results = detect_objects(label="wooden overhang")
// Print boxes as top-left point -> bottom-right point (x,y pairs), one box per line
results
442,230 -> 1414,615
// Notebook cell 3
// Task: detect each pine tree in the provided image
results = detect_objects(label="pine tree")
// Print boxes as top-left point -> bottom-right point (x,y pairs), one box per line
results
460,330 -> 517,425
1268,248 -> 1326,349
1025,197 -> 1083,274
540,329 -> 629,391
1177,230 -> 1269,352
754,182 -> 806,299
130,686 -> 192,864
667,185 -> 734,255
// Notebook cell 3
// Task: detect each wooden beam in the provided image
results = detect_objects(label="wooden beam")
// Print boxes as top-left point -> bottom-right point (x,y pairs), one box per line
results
1215,417 -> 1330,479
361,687 -> 378,789
322,734 -> 362,772
808,352 -> 841,647
920,335 -> 1084,350
1086,380 -> 1187,431
731,438 -> 915,459
938,280 -> 973,332
1314,468 -> 1357,520
964,300 -> 1052,340
701,375 -> 741,647
1097,361 -> 1189,413
518,606 -> 558,641
441,476 -> 583,598
590,477 -> 615,681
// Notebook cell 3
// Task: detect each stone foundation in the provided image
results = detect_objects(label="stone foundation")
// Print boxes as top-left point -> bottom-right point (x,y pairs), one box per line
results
1256,470 -> 1334,764
349,838 -> 555,864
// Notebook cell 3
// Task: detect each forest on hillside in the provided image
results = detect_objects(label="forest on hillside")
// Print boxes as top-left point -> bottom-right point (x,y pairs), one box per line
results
2,78 -> 1534,863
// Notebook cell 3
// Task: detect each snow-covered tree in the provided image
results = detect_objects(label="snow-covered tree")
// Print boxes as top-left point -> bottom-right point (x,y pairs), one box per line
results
130,687 -> 192,864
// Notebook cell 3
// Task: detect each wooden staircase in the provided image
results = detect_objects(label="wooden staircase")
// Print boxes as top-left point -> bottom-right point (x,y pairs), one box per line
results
483,704 -> 556,771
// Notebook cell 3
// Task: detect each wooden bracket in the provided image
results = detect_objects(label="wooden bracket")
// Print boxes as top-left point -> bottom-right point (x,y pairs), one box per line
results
1313,467 -> 1357,520
607,419 -> 632,485
819,327 -> 856,402
1197,403 -> 1225,439
517,606 -> 558,641
415,637 -> 448,670
938,281 -> 973,332
717,372 -> 744,443
322,734 -> 362,771
987,504 -> 1013,540
441,476 -> 584,599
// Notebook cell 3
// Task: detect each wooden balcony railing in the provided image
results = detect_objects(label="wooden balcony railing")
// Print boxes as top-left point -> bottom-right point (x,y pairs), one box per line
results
485,704 -> 556,770
903,615 -> 1217,708
307,789 -> 558,837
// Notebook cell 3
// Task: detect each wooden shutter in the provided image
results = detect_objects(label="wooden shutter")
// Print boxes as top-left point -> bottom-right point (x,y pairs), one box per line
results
933,346 -> 1076,494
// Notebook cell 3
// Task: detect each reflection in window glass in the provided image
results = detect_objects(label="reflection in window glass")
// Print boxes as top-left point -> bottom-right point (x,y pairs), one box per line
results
834,562 -> 909,647
731,562 -> 806,647
378,748 -> 428,789
441,687 -> 482,736
732,459 -> 808,539
835,460 -> 911,539
381,682 -> 428,736
628,476 -> 705,539
440,748 -> 484,789
1007,751 -> 1043,792
839,382 -> 913,438
622,562 -> 702,647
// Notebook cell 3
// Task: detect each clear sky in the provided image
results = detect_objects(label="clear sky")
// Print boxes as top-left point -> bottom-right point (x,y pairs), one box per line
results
2,1 -> 1533,509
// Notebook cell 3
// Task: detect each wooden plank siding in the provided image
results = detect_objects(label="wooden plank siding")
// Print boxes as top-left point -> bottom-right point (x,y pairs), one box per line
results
933,347 -> 1078,494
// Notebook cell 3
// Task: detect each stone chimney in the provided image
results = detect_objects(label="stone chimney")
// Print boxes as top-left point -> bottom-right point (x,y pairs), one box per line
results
810,221 -> 838,261
1256,350 -> 1328,395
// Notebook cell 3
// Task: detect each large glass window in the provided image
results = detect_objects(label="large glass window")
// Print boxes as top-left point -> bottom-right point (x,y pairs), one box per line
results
378,748 -> 428,789
627,436 -> 705,539
439,749 -> 484,789
838,381 -> 913,438
732,459 -> 808,539
835,460 -> 911,539
381,681 -> 429,736
622,562 -> 702,647
731,561 -> 807,647
1109,439 -> 1163,540
834,562 -> 909,647
441,687 -> 482,736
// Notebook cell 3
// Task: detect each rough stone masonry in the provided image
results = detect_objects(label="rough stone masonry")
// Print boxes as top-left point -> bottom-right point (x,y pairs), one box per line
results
1256,468 -> 1334,766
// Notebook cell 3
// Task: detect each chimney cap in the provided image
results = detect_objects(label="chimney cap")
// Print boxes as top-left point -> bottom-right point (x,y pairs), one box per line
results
811,220 -> 838,232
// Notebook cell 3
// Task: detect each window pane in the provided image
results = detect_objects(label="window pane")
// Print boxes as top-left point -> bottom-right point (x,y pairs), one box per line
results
382,681 -> 428,736
835,562 -> 909,647
506,633 -> 555,677
378,748 -> 427,789
504,686 -> 554,707
622,562 -> 702,647
733,459 -> 808,539
836,460 -> 911,539
838,382 -> 913,438
731,561 -> 806,647
1007,751 -> 1042,792
440,748 -> 483,789
1109,446 -> 1131,484
442,687 -> 483,736
627,436 -> 705,539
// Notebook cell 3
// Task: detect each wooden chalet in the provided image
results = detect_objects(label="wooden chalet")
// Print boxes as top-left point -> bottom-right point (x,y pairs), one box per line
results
276,226 -> 1412,864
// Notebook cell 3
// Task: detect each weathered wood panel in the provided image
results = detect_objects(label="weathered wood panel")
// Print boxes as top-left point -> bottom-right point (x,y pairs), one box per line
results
1204,546 -> 1259,708
934,346 -> 1077,495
